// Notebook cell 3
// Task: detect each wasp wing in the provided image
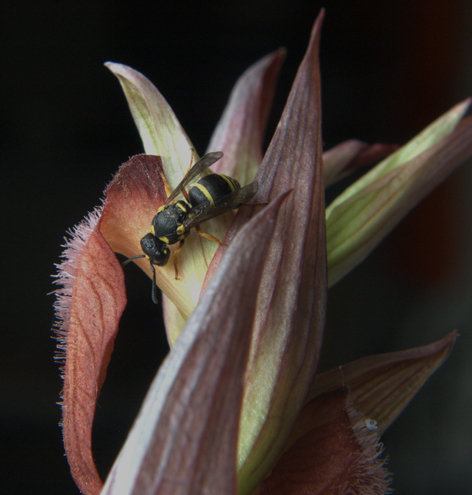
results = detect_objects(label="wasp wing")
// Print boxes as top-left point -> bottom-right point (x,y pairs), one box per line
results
182,181 -> 259,230
164,151 -> 224,205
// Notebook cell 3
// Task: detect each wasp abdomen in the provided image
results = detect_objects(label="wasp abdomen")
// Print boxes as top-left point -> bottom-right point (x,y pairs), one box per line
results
189,174 -> 240,208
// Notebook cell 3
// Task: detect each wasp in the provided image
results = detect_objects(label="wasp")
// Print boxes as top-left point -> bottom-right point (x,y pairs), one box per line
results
124,151 -> 259,303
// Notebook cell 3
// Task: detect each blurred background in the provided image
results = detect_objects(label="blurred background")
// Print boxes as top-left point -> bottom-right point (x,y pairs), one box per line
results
1,1 -> 472,493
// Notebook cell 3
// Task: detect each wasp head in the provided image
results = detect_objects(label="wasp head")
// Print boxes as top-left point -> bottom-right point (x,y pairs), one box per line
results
140,233 -> 171,266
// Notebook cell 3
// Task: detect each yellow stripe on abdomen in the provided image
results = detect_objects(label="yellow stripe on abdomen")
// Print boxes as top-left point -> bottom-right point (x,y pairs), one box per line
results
192,183 -> 215,206
220,174 -> 240,192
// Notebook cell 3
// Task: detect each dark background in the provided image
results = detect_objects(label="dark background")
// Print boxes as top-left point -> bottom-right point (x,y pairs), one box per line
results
2,1 -> 472,494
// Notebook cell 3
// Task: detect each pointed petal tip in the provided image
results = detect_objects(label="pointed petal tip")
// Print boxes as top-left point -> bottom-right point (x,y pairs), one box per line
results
449,96 -> 472,121
308,331 -> 457,436
461,95 -> 472,110
104,61 -> 126,75
104,61 -> 126,72
104,61 -> 145,81
207,47 -> 286,182
311,8 -> 326,40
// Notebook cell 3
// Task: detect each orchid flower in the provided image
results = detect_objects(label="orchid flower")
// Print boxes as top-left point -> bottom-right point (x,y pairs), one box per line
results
53,10 -> 472,495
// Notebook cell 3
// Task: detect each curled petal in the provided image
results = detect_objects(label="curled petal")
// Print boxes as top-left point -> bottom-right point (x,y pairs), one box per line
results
207,49 -> 285,184
53,210 -> 127,495
324,140 -> 398,187
100,192 -> 289,495
260,389 -> 391,495
307,332 -> 457,436
327,99 -> 472,286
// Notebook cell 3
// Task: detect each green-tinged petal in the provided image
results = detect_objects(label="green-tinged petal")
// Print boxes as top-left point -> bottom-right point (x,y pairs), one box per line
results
259,390 -> 391,495
306,332 -> 457,436
207,49 -> 285,184
330,99 -> 470,202
100,192 -> 289,495
324,140 -> 398,187
327,100 -> 472,286
105,62 -> 194,189
202,12 -> 327,494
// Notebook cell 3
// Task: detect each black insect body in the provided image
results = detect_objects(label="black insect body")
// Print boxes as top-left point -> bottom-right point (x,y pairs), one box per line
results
124,151 -> 259,304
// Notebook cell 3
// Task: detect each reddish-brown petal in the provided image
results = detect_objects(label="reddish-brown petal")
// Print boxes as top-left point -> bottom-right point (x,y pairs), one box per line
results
346,143 -> 399,173
54,210 -> 127,495
100,192 -> 289,495
307,332 -> 457,436
260,389 -> 391,495
53,155 -> 168,494
324,140 -> 398,187
207,49 -> 285,184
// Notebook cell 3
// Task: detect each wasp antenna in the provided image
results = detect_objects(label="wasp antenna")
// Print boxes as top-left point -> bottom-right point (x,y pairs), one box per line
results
150,263 -> 159,304
122,254 -> 145,267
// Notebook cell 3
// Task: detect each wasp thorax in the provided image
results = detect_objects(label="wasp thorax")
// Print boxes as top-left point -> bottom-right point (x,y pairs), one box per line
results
151,201 -> 191,245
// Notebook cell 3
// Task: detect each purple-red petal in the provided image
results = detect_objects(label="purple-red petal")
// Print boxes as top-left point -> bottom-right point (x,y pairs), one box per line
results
260,389 -> 391,495
203,11 -> 328,492
100,193 -> 290,495
53,155 -> 168,494
100,154 -> 166,261
324,140 -> 399,187
207,49 -> 285,184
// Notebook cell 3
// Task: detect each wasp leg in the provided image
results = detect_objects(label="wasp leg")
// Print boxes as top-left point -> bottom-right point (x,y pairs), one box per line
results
195,225 -> 229,247
158,167 -> 172,198
173,241 -> 185,280
188,147 -> 195,171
